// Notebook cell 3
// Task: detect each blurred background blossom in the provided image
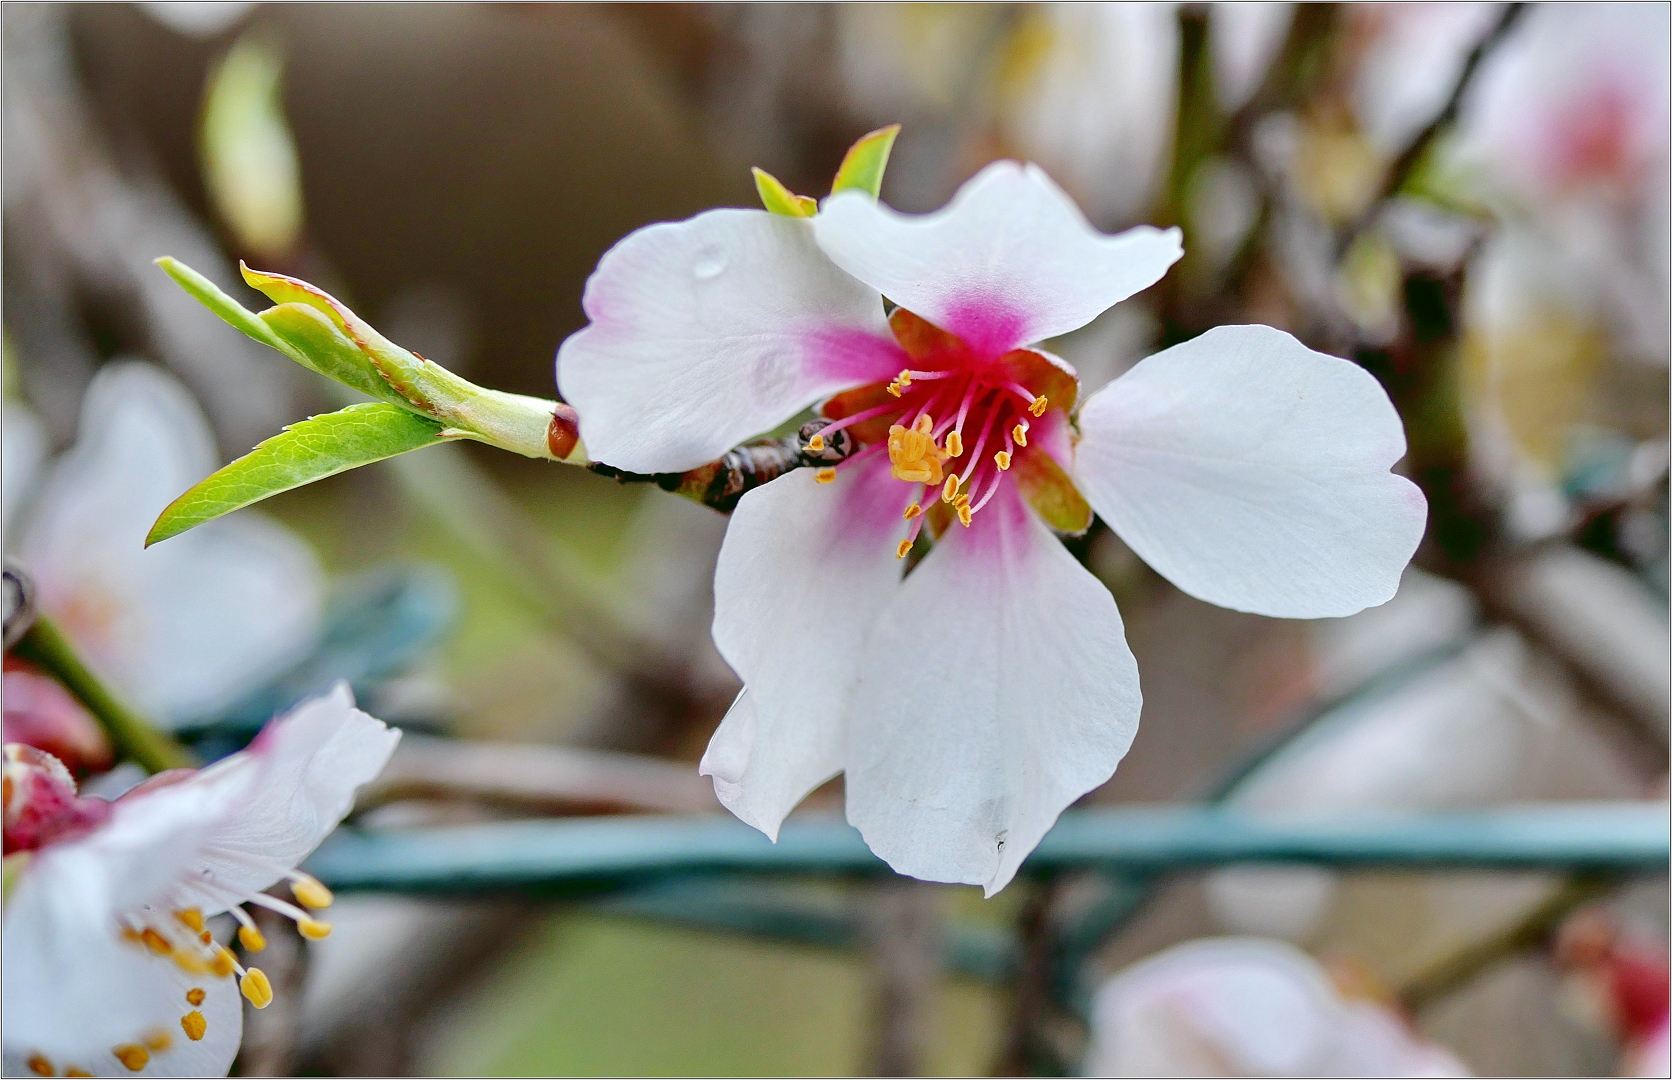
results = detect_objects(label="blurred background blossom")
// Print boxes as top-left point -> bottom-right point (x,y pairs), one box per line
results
1,2 -> 1666,1076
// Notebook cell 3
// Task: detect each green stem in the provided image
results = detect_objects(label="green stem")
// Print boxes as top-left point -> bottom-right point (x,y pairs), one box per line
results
11,614 -> 195,773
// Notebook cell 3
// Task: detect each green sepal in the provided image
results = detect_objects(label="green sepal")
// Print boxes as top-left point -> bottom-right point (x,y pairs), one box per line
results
1013,447 -> 1093,535
3,852 -> 30,905
147,402 -> 447,545
752,167 -> 817,218
830,124 -> 900,200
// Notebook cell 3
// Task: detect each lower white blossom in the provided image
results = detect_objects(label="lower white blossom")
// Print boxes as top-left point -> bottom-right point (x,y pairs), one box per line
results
1085,938 -> 1471,1077
559,155 -> 1426,894
1,685 -> 398,1077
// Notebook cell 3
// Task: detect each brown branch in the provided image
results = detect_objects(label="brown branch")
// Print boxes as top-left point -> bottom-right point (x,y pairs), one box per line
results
357,734 -> 720,817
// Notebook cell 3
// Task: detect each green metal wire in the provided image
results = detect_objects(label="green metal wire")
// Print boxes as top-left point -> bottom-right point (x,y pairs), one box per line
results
307,803 -> 1669,895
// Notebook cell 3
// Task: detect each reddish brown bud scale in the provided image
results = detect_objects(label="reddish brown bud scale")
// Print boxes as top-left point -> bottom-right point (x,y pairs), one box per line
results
546,403 -> 581,460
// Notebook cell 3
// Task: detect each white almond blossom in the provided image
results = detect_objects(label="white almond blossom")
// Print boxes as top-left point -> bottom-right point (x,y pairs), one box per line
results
4,362 -> 323,726
1084,938 -> 1470,1077
559,159 -> 1426,893
1,685 -> 398,1077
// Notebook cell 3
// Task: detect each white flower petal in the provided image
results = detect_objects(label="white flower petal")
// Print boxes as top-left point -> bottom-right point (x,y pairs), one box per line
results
167,684 -> 400,913
558,208 -> 902,473
1,783 -> 222,1065
842,484 -> 1140,895
704,458 -> 911,839
70,963 -> 242,1079
18,362 -> 324,723
1,401 -> 47,551
1085,937 -> 1471,1077
1074,325 -> 1427,619
813,161 -> 1181,358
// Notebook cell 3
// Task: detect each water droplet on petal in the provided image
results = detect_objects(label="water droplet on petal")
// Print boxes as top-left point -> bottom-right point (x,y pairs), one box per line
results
692,246 -> 727,280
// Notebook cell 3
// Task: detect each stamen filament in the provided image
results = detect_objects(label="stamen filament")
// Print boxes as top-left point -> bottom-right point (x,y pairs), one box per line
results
816,401 -> 898,440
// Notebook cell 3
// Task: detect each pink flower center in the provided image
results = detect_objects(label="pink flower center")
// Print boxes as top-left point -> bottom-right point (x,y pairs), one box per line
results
811,307 -> 1075,557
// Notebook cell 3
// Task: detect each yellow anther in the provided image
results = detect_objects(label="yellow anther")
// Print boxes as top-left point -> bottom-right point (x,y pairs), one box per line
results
209,946 -> 236,979
944,430 -> 963,458
238,924 -> 267,952
240,968 -> 274,1009
1012,423 -> 1028,447
142,1030 -> 172,1052
903,503 -> 922,520
896,539 -> 913,559
112,1045 -> 149,1072
186,988 -> 206,1007
886,382 -> 903,398
957,503 -> 973,527
26,1054 -> 52,1076
941,477 -> 959,503
995,450 -> 1012,470
815,467 -> 837,484
140,929 -> 172,956
181,1011 -> 207,1042
298,917 -> 332,940
290,872 -> 334,909
896,369 -> 912,386
806,433 -> 825,453
176,909 -> 204,933
1029,395 -> 1048,417
171,948 -> 212,976
887,415 -> 948,485
65,1071 -> 91,1078
199,930 -> 213,945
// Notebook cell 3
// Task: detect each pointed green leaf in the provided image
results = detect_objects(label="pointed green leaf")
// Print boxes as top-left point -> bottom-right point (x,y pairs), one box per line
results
154,256 -> 288,352
752,167 -> 817,217
830,124 -> 900,200
147,403 -> 447,545
259,303 -> 411,406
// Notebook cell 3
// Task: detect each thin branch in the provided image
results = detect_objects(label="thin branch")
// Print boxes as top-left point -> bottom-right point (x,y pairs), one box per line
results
1398,873 -> 1617,1013
357,734 -> 719,817
1346,3 -> 1526,244
9,614 -> 194,773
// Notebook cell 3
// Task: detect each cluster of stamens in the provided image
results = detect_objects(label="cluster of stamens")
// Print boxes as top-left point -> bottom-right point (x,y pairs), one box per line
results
21,872 -> 339,1075
815,358 -> 1044,559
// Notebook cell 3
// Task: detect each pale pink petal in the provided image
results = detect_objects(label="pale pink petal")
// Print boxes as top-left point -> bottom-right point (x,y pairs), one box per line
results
163,684 -> 399,914
704,457 -> 911,839
842,484 -> 1140,895
813,161 -> 1181,358
1075,325 -> 1427,619
558,208 -> 903,473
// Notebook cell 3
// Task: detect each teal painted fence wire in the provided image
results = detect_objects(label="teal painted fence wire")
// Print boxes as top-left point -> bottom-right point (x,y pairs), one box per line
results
307,802 -> 1669,894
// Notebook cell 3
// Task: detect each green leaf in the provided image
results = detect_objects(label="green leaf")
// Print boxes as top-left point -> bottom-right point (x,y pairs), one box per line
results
751,167 -> 817,217
200,34 -> 303,260
147,403 -> 447,545
830,124 -> 900,200
260,303 -> 411,406
154,256 -> 288,352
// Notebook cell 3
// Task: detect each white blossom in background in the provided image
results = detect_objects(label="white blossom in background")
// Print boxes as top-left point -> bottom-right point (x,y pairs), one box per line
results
1085,938 -> 1471,1077
995,4 -> 1179,228
5,362 -> 323,727
1350,4 -> 1502,158
1453,2 -> 1671,365
1,685 -> 398,1078
1210,3 -> 1293,115
559,157 -> 1426,893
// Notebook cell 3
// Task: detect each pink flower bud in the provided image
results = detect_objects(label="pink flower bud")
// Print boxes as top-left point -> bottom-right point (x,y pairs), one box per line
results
2,657 -> 114,777
2,744 -> 111,855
